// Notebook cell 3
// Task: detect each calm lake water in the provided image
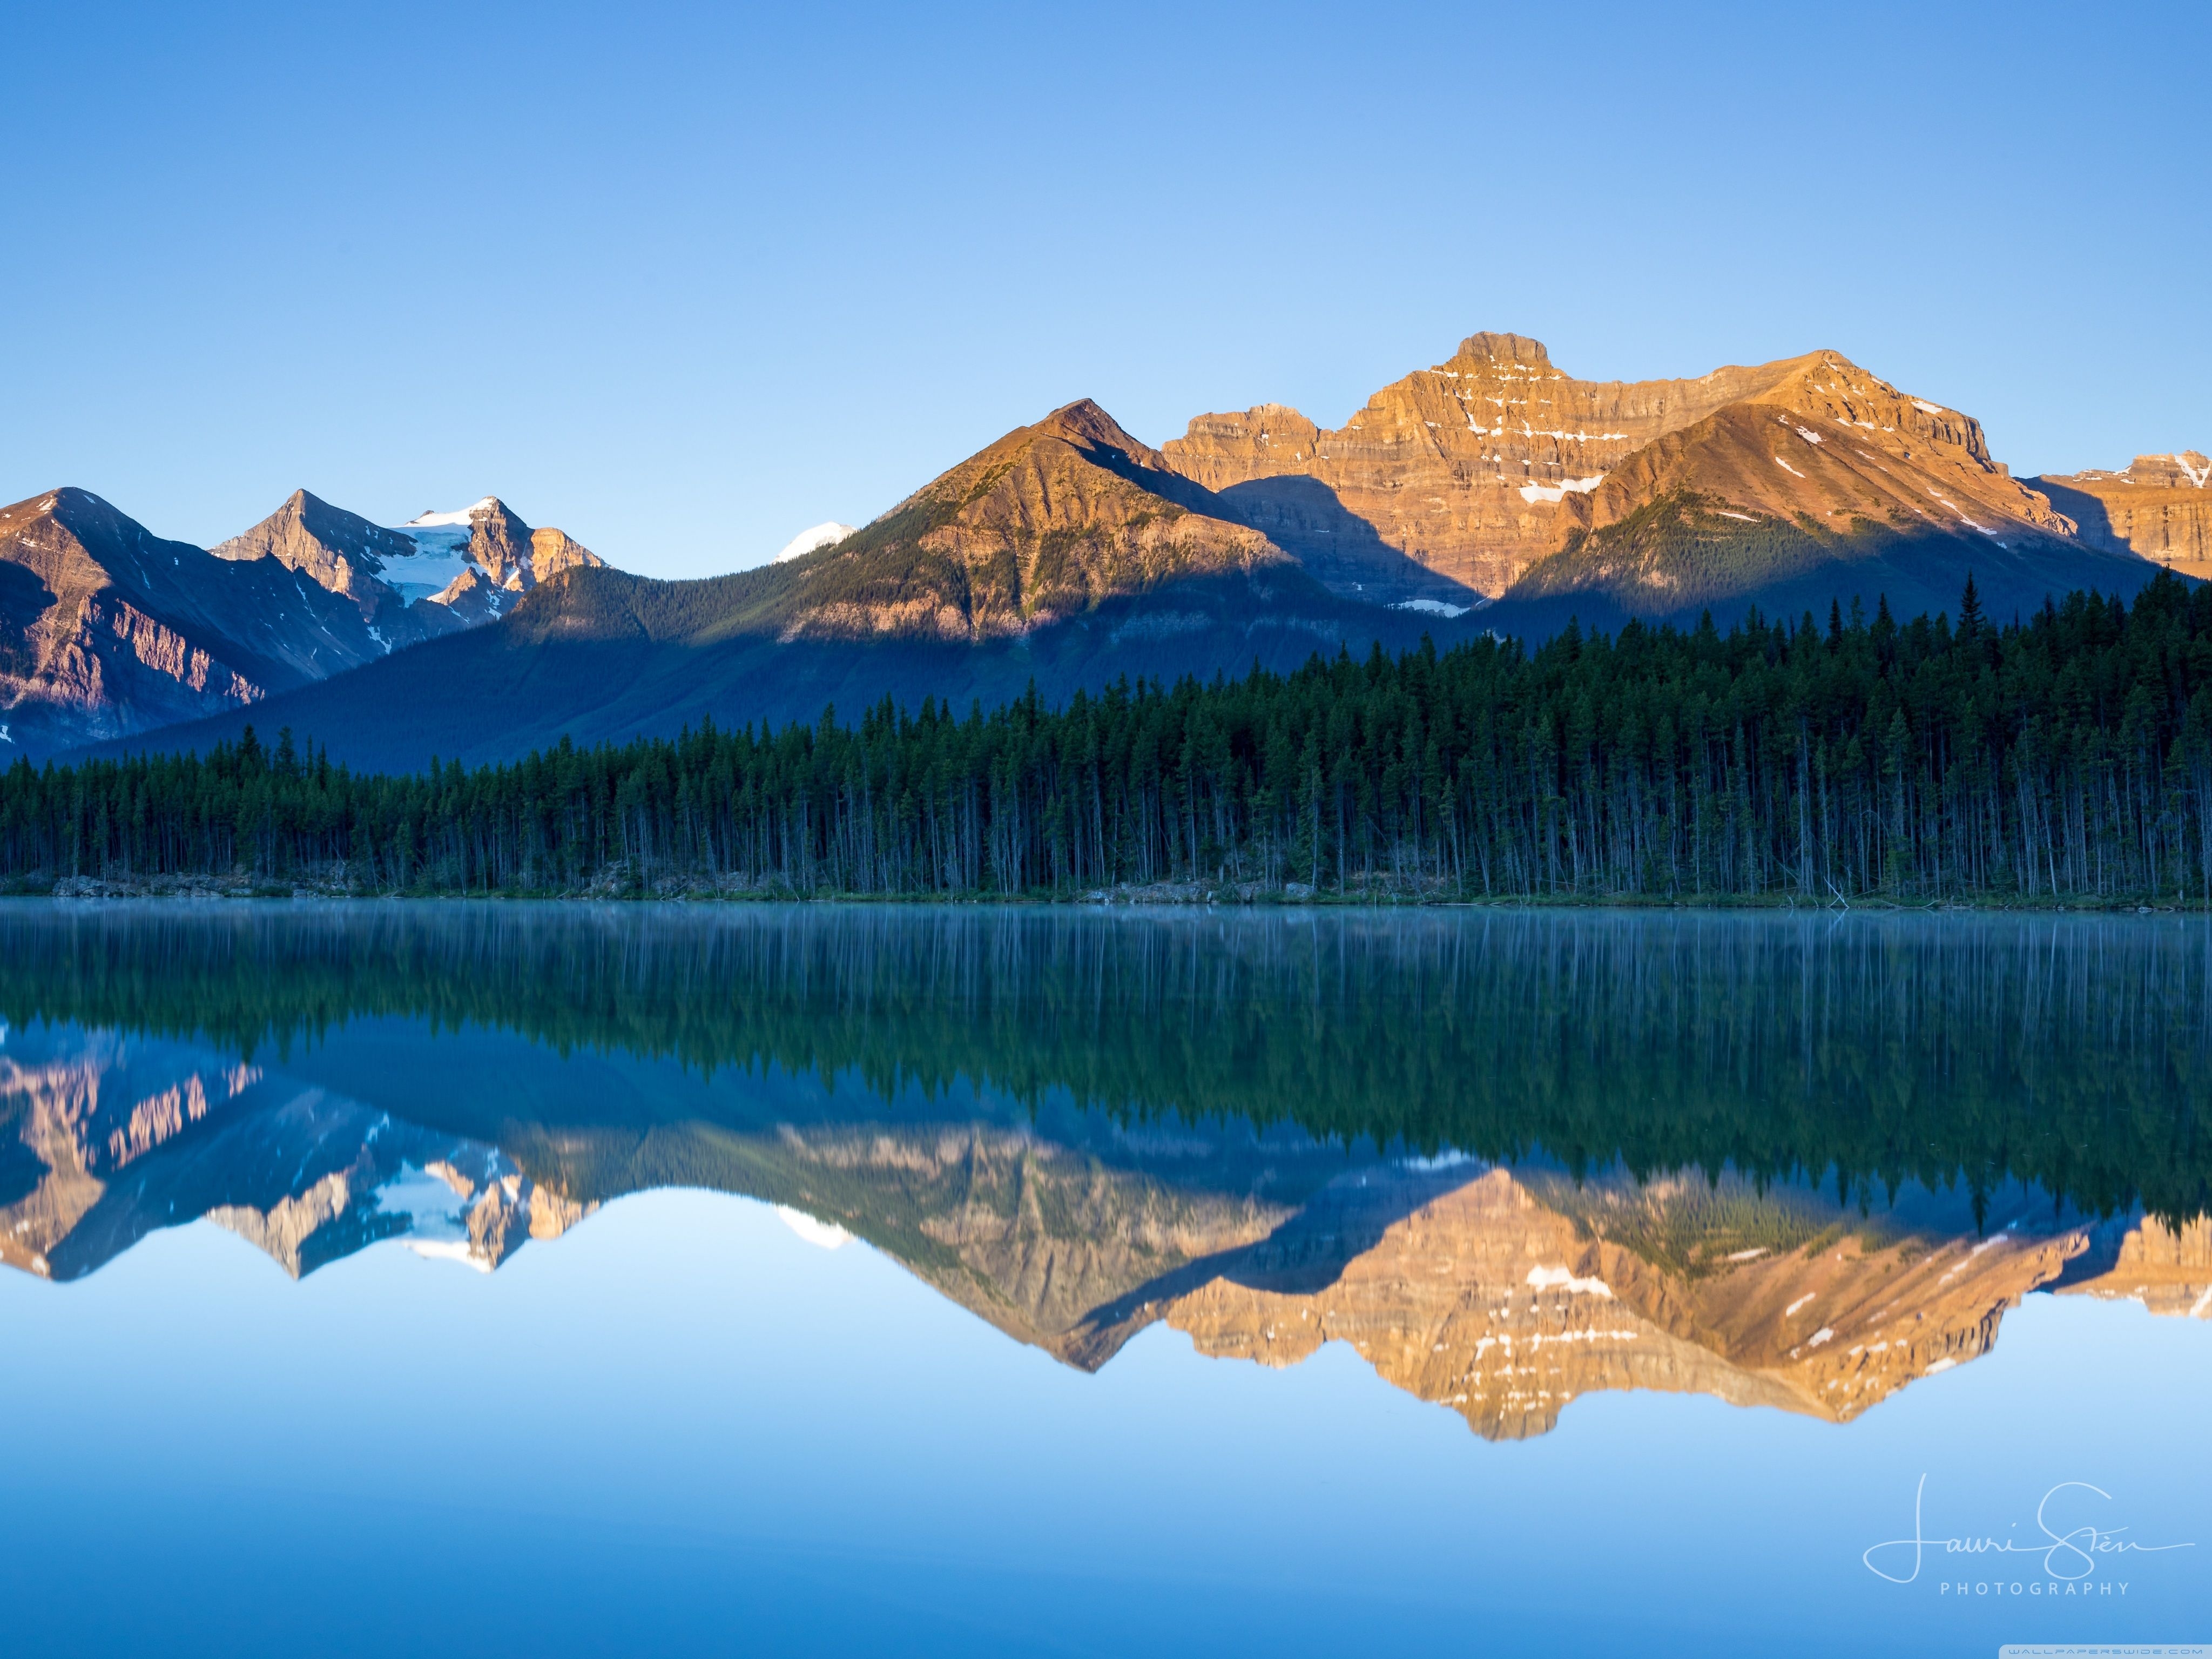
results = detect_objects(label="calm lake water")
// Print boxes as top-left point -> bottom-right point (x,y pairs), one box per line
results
2,901 -> 2207,1657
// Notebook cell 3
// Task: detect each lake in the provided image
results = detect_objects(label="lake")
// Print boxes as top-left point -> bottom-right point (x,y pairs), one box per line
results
2,902 -> 2207,1656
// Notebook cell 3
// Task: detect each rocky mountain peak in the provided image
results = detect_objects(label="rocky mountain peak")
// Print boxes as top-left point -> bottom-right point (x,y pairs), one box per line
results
1162,332 -> 1786,599
211,488 -> 421,618
0,478 -> 621,758
460,498 -> 535,586
1452,331 -> 1554,368
402,497 -> 604,592
1033,398 -> 1163,467
1740,350 -> 2004,473
2124,451 -> 2211,488
772,398 -> 1294,644
0,488 -> 126,623
1162,332 -> 2098,610
1162,1163 -> 2090,1438
19,487 -> 138,552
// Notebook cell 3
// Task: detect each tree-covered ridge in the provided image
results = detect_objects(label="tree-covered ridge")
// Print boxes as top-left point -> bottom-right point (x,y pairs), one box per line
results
0,905 -> 2204,1226
5,575 -> 2212,901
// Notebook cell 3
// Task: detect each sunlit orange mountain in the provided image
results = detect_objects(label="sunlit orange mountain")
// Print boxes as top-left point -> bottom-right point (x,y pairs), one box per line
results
1164,332 -> 2167,629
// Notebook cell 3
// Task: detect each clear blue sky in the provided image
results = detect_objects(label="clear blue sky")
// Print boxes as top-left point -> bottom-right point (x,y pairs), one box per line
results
4,1 -> 2206,579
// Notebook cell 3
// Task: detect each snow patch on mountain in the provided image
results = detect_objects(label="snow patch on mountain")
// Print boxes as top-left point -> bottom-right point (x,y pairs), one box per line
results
404,500 -> 500,529
777,1205 -> 853,1249
777,522 -> 858,562
1516,476 -> 1605,504
1526,1265 -> 1613,1297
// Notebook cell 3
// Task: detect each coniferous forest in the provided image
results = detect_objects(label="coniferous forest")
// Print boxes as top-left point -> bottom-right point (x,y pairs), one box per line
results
7,575 -> 2212,904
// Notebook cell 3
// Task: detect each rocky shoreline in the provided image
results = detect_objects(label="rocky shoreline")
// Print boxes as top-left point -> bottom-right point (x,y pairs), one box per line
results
15,872 -> 2197,913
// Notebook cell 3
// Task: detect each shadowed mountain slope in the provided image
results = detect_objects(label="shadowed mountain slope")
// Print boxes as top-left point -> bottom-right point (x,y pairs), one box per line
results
69,561 -> 1441,774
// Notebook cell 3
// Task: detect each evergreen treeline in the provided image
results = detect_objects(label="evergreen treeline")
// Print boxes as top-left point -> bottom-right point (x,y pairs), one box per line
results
8,574 -> 2212,901
3,905 -> 2205,1224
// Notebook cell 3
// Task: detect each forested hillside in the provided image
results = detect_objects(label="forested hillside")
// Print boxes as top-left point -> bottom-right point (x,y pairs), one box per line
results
6,576 -> 2212,905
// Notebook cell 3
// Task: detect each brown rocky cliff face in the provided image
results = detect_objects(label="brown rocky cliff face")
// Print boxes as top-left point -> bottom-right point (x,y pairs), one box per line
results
1163,334 -> 2073,602
2027,453 -> 2211,579
1561,1185 -> 2083,1426
1164,1166 -> 1803,1439
1503,398 -> 2083,619
463,499 -> 603,591
530,527 -> 599,582
201,1168 -> 365,1274
778,399 -> 1292,644
468,499 -> 539,588
0,1050 -> 123,1278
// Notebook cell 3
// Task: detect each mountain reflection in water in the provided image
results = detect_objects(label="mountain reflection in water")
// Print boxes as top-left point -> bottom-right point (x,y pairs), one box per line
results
2,901 -> 2206,1440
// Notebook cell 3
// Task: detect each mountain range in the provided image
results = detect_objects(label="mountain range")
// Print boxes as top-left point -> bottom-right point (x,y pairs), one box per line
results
1166,332 -> 2117,622
44,403 -> 1439,771
9,333 -> 2200,768
0,487 -> 598,756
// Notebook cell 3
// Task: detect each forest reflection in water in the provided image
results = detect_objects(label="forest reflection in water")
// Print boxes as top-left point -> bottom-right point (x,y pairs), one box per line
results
1,900 -> 2206,1440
